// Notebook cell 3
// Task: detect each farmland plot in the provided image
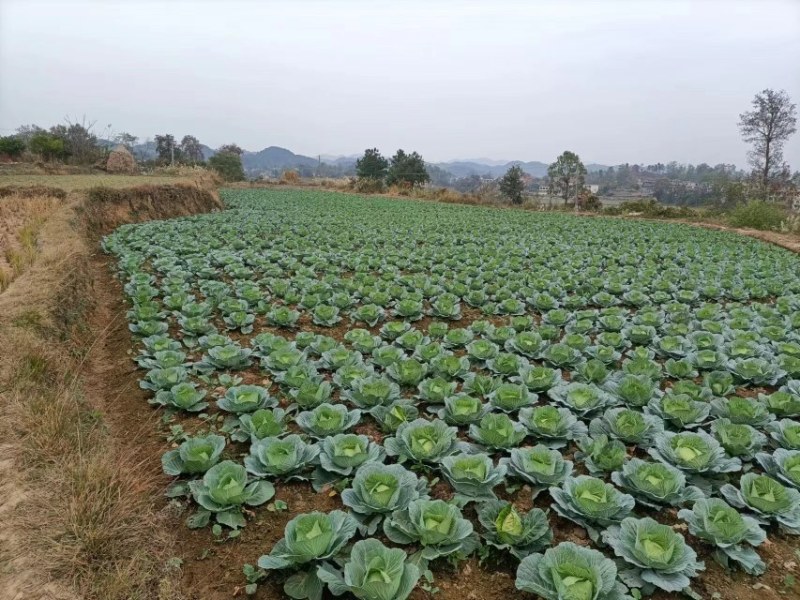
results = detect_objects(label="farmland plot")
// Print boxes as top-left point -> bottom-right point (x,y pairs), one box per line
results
103,188 -> 800,599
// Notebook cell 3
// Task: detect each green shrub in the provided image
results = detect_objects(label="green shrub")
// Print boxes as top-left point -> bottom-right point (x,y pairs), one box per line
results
208,152 -> 245,182
603,199 -> 696,219
0,135 -> 26,158
727,200 -> 787,231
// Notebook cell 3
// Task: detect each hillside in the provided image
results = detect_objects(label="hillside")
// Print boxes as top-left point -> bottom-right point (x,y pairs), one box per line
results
241,146 -> 319,174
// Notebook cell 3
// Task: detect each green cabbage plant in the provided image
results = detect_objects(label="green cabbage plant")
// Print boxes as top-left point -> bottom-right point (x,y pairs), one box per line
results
343,376 -> 401,408
440,453 -> 507,502
386,358 -> 428,387
140,366 -> 188,391
602,517 -> 703,593
548,383 -> 616,418
416,376 -> 457,404
198,344 -> 253,371
649,431 -> 741,480
477,500 -> 552,559
217,385 -> 276,414
316,538 -> 421,600
162,434 -> 225,476
515,541 -> 630,600
384,418 -> 464,464
188,460 -> 275,529
488,383 -> 537,413
233,408 -> 289,442
500,445 -> 573,496
710,419 -> 766,460
244,435 -> 320,480
610,458 -> 704,509
710,396 -> 774,427
383,498 -> 478,560
761,387 -> 800,418
288,380 -> 333,409
678,498 -> 766,575
152,382 -> 208,412
468,413 -> 527,450
721,473 -> 800,533
513,365 -> 562,392
574,435 -> 627,475
606,374 -> 662,408
645,394 -> 710,429
518,405 -> 587,448
436,394 -> 490,426
371,402 -> 420,433
727,357 -> 785,386
766,418 -> 800,450
257,511 -> 358,600
589,408 -> 663,445
311,434 -> 385,492
341,463 -> 427,534
550,475 -> 634,541
296,403 -> 362,437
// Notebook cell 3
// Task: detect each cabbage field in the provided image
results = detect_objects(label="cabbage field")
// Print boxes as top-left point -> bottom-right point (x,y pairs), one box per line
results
103,188 -> 800,600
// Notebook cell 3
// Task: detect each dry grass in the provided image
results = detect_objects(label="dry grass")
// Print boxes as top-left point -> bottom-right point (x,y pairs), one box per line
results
280,169 -> 301,184
148,164 -> 222,188
0,191 -> 63,290
0,195 -> 183,600
0,174 -> 199,192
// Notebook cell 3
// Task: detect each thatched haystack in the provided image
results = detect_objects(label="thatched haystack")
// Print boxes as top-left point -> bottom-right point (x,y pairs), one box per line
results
105,144 -> 136,174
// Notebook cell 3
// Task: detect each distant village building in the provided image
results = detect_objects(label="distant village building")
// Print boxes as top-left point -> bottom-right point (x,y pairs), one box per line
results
585,184 -> 600,194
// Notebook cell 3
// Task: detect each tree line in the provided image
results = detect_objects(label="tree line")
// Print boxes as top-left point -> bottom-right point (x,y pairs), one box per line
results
355,148 -> 431,188
0,122 -> 246,182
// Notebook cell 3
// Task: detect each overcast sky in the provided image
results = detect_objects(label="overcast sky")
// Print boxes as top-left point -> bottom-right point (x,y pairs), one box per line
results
1,0 -> 799,167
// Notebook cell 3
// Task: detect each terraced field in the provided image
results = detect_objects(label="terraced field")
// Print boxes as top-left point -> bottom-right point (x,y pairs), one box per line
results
103,188 -> 800,600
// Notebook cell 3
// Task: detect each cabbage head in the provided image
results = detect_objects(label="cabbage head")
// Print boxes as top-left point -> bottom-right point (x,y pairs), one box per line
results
162,434 -> 225,476
477,500 -> 552,559
258,510 -> 358,600
550,475 -> 634,541
383,498 -> 477,560
316,538 -> 421,600
678,498 -> 766,575
602,517 -> 703,593
188,460 -> 274,529
721,473 -> 800,534
611,458 -> 704,509
384,418 -> 463,464
515,541 -> 630,600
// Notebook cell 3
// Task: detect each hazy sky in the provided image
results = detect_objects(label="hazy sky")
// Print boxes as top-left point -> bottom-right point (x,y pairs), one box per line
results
1,0 -> 799,167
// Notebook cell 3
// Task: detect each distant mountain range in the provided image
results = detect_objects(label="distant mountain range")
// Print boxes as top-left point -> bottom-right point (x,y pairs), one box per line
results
122,141 -> 608,178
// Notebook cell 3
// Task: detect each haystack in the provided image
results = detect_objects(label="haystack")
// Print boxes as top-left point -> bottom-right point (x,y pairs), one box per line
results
105,144 -> 136,174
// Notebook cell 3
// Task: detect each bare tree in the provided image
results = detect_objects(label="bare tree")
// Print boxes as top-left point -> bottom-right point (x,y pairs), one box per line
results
739,89 -> 797,198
